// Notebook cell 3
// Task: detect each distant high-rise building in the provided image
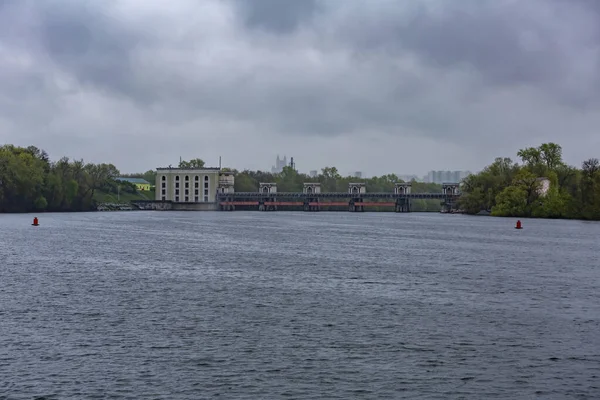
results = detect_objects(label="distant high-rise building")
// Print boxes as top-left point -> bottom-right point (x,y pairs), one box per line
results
398,174 -> 421,182
426,170 -> 472,184
271,155 -> 287,174
309,170 -> 318,178
353,171 -> 363,178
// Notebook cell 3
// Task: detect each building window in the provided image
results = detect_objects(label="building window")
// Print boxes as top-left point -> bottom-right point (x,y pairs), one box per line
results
194,182 -> 198,188
195,176 -> 199,181
204,182 -> 209,189
175,196 -> 179,202
162,176 -> 166,181
204,176 -> 209,181
185,176 -> 189,181
194,196 -> 199,202
175,182 -> 179,188
185,196 -> 189,202
185,189 -> 189,195
175,189 -> 179,195
185,182 -> 189,188
175,176 -> 179,181
204,196 -> 208,202
194,189 -> 199,195
162,196 -> 166,201
161,182 -> 165,188
204,189 -> 208,196
161,189 -> 166,195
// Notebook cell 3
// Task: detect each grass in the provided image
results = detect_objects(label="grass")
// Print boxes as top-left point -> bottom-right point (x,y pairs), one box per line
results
94,190 -> 155,204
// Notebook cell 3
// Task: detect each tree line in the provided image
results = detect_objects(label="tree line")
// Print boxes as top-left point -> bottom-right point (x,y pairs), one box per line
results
230,165 -> 440,193
226,166 -> 444,212
1,145 -> 446,213
6,141 -> 598,218
458,142 -> 600,220
0,145 -> 120,213
125,158 -> 444,196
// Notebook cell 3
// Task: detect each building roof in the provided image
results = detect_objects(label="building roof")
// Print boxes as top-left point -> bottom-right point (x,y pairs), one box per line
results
116,177 -> 150,184
156,167 -> 221,171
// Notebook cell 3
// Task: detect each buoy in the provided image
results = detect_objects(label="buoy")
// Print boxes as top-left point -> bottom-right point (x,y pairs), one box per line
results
515,220 -> 522,229
32,217 -> 39,226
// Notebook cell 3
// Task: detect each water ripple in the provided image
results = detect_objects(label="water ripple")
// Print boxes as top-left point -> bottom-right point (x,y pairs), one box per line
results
0,212 -> 599,398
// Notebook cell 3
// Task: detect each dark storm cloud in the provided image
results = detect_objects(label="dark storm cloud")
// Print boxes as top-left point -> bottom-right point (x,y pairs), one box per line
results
330,0 -> 600,100
35,0 -> 154,102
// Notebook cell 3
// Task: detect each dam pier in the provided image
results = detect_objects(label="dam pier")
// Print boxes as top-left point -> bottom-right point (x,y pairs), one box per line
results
131,166 -> 461,212
217,182 -> 460,213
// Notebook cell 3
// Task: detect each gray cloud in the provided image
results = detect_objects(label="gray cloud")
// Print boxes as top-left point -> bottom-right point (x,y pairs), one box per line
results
232,0 -> 320,33
329,0 -> 600,103
1,0 -> 599,175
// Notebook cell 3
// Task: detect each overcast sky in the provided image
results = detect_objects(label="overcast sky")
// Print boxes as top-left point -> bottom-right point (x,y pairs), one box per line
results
1,0 -> 599,176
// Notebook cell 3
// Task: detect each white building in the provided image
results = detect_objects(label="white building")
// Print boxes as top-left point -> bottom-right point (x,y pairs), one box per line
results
218,171 -> 235,194
426,170 -> 472,184
348,182 -> 366,194
155,167 -> 221,203
303,182 -> 321,194
537,177 -> 551,196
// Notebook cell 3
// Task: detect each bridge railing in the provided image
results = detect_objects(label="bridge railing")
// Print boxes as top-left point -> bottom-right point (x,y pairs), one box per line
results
216,192 -> 459,199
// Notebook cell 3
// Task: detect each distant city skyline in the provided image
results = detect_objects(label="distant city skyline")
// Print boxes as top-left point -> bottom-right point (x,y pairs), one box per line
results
267,155 -> 472,181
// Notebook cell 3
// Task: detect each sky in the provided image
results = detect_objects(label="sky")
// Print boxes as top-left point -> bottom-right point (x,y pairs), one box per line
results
1,0 -> 600,177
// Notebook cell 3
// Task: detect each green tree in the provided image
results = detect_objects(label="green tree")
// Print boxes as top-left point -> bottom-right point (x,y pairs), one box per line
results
233,171 -> 258,192
179,158 -> 205,168
491,186 -> 528,217
319,167 -> 342,192
277,166 -> 303,192
517,147 -> 542,168
539,142 -> 563,170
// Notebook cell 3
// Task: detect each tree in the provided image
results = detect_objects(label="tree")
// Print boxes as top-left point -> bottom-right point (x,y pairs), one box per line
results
582,158 -> 599,179
459,142 -> 600,220
512,169 -> 540,207
319,167 -> 341,192
539,142 -> 563,170
277,166 -> 303,192
517,147 -> 542,167
491,186 -> 528,216
233,172 -> 258,192
458,186 -> 487,214
84,163 -> 120,201
179,158 -> 205,168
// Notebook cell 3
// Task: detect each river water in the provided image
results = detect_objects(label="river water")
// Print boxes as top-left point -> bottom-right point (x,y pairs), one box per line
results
0,211 -> 599,399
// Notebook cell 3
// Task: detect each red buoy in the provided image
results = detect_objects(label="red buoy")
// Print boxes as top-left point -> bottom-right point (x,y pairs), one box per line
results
515,220 -> 522,229
32,217 -> 39,226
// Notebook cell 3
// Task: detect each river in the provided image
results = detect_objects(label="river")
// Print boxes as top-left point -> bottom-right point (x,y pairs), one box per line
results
1,211 -> 599,399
